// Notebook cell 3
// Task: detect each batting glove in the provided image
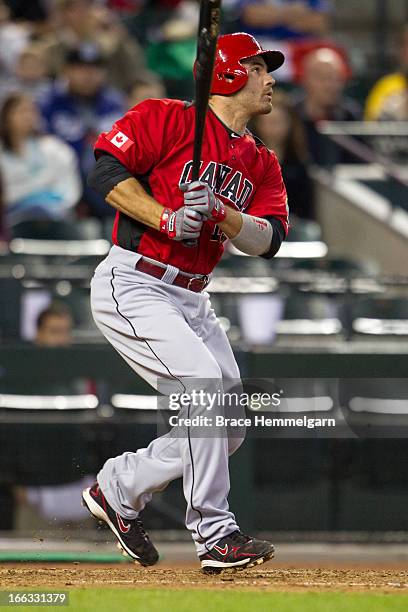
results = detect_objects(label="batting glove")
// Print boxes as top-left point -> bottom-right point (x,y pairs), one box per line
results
181,181 -> 226,223
159,206 -> 204,241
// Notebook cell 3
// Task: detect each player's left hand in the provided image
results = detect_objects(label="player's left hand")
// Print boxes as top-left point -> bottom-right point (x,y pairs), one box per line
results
181,181 -> 226,223
159,206 -> 204,241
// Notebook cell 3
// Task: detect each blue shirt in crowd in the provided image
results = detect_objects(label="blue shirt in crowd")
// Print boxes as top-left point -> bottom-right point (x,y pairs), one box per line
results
233,0 -> 332,41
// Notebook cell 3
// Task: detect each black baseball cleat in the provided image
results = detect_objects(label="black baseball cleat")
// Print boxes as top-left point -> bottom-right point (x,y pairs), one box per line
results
82,482 -> 159,566
199,531 -> 274,574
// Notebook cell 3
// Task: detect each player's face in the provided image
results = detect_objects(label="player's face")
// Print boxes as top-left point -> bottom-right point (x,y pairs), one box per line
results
238,58 -> 275,117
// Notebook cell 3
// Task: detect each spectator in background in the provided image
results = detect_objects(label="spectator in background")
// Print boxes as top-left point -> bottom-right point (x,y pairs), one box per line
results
0,0 -> 32,77
43,0 -> 155,92
13,301 -> 96,530
292,47 -> 361,164
365,23 -> 408,121
230,0 -> 331,80
40,44 -> 124,218
0,92 -> 81,231
35,302 -> 73,348
30,301 -> 95,395
143,0 -> 198,98
238,0 -> 330,40
127,78 -> 166,108
0,43 -> 52,104
30,301 -> 95,394
252,90 -> 314,219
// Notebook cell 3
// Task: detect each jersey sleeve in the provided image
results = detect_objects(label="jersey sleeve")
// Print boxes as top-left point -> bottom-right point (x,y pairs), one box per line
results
246,150 -> 289,236
93,99 -> 174,176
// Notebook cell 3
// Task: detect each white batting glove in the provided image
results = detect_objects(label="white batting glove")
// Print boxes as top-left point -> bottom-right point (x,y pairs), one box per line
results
159,206 -> 204,241
181,181 -> 226,222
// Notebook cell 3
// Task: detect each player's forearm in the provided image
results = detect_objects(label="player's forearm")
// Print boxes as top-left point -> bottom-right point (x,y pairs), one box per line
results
218,209 -> 274,256
106,177 -> 164,230
230,213 -> 273,256
217,206 -> 243,239
88,154 -> 165,230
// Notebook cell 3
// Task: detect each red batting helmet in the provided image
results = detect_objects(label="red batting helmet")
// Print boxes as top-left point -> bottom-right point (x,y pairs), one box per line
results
209,32 -> 284,95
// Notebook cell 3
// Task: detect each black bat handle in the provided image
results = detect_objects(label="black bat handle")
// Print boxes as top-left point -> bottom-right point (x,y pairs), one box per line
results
183,0 -> 221,249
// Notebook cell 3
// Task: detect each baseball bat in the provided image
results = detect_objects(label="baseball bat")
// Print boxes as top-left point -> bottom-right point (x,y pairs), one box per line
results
184,0 -> 221,247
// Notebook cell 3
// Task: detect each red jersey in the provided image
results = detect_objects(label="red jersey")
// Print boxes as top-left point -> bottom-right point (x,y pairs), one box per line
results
94,98 -> 289,275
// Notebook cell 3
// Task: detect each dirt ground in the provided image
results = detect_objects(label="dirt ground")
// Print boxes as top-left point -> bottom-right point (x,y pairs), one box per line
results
1,563 -> 408,593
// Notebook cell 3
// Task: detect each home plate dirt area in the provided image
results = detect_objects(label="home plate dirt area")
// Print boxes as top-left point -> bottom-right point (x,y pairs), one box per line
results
2,564 -> 408,593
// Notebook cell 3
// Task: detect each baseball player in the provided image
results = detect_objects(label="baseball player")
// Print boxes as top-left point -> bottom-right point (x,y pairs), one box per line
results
82,33 -> 289,573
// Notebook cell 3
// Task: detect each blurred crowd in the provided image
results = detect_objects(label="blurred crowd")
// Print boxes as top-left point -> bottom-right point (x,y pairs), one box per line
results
0,0 -> 406,241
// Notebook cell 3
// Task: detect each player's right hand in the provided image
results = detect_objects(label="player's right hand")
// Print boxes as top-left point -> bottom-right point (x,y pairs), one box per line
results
159,206 -> 204,241
180,181 -> 226,223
